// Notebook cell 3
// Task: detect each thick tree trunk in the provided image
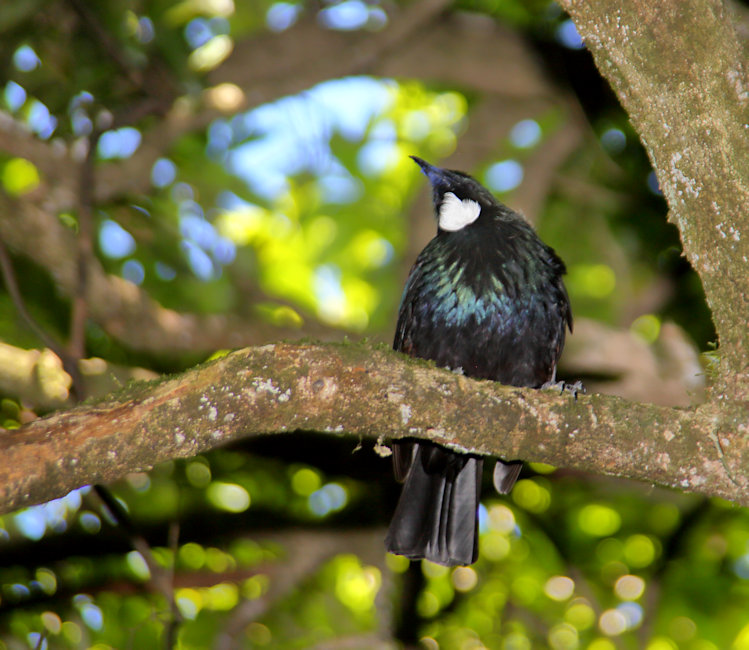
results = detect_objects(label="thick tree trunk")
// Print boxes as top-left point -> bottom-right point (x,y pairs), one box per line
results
559,0 -> 749,398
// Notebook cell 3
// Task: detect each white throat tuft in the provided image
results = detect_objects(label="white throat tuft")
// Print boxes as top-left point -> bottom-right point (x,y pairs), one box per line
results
438,192 -> 481,232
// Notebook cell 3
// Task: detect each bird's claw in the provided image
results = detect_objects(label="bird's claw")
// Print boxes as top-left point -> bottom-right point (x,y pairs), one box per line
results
542,379 -> 585,401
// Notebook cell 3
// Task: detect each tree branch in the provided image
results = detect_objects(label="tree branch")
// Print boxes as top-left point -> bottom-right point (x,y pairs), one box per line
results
0,195 -> 344,353
0,9 -> 572,357
1,343 -> 746,516
0,342 -> 71,410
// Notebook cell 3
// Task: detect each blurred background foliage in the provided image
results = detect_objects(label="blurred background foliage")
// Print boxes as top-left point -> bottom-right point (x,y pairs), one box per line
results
0,0 -> 745,648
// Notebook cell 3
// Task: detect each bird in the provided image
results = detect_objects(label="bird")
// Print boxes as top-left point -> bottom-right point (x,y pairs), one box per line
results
385,156 -> 573,566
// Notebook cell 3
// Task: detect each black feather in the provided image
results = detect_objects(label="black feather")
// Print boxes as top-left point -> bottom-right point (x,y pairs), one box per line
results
386,157 -> 572,566
385,442 -> 482,566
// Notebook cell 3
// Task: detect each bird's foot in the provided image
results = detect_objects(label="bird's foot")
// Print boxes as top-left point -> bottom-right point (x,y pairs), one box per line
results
542,379 -> 585,400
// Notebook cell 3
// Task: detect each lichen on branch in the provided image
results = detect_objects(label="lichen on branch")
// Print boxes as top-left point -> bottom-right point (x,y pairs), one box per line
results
1,343 -> 746,516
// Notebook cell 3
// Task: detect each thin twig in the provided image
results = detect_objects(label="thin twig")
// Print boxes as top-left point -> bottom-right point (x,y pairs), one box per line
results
32,630 -> 47,650
0,239 -> 62,355
65,0 -> 143,88
68,130 -> 101,365
93,485 -> 183,644
215,530 -> 383,650
64,0 -> 176,119
164,522 -> 183,650
637,499 -> 710,645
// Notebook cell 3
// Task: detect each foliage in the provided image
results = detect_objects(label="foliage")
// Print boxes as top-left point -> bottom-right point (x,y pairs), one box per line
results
4,453 -> 749,648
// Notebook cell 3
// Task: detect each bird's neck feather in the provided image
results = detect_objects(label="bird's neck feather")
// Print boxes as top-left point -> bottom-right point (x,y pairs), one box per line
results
438,192 -> 481,232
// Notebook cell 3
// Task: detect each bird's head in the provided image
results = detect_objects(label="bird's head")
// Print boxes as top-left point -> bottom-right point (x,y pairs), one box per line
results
411,156 -> 497,233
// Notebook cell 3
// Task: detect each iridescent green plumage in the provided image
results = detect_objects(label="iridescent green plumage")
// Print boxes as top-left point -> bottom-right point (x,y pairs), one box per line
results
394,211 -> 570,384
386,158 -> 571,566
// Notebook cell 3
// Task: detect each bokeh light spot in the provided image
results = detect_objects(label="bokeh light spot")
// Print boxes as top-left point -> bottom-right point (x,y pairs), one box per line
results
122,259 -> 145,285
669,616 -> 697,643
79,511 -> 102,534
78,602 -> 104,630
318,0 -> 372,30
510,119 -> 542,148
189,35 -> 234,72
98,127 -> 142,160
126,551 -> 151,580
334,556 -> 381,613
614,574 -> 645,600
601,128 -> 626,154
386,553 -> 410,573
485,159 -> 524,193
545,576 -> 575,601
100,220 -> 136,259
482,531 -> 511,561
556,20 -> 584,49
528,461 -> 556,474
548,622 -> 579,650
618,601 -> 643,629
631,314 -> 661,343
599,608 -> 627,636
246,622 -> 273,645
578,504 -> 621,537
2,158 -> 40,196
4,81 -> 27,111
565,600 -> 596,630
308,483 -> 348,516
14,508 -> 46,540
176,588 -> 202,619
205,582 -> 239,610
186,461 -> 212,488
266,3 -> 301,31
207,482 -> 251,512
151,158 -> 177,188
291,468 -> 321,496
179,543 -> 206,570
512,479 -> 551,513
36,569 -> 57,595
623,534 -> 657,568
205,83 -> 245,112
417,590 -> 440,618
452,566 -> 478,592
420,637 -> 439,650
487,504 -> 516,533
13,45 -> 41,72
41,611 -> 62,634
568,263 -> 616,299
647,171 -> 663,196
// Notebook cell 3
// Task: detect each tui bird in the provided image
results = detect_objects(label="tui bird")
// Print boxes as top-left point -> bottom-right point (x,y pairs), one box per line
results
385,156 -> 573,566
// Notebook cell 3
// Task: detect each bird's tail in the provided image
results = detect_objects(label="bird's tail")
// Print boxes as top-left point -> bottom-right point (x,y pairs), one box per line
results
385,441 -> 483,566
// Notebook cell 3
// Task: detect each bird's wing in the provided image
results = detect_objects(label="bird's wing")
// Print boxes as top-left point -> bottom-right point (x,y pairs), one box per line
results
393,253 -> 429,355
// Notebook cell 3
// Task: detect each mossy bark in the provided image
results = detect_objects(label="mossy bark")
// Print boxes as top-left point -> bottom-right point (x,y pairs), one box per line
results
559,0 -> 749,398
1,343 -> 747,515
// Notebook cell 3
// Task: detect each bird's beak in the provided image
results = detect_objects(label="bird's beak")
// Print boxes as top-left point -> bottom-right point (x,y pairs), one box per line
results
410,156 -> 433,173
410,156 -> 447,188
411,156 -> 444,177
